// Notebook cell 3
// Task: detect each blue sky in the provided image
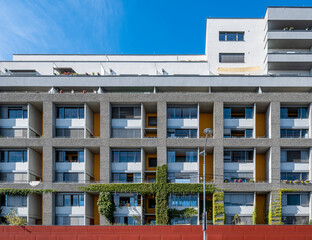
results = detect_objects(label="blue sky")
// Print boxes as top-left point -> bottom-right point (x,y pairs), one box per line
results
0,0 -> 311,60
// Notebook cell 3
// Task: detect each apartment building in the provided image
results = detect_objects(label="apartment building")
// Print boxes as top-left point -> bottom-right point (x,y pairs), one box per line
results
0,6 -> 311,226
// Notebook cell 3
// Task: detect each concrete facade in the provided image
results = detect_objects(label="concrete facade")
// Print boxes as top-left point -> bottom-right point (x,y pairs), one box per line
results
0,6 -> 311,226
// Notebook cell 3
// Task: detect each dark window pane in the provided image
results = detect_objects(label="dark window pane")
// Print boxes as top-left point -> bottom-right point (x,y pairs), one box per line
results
219,32 -> 226,41
148,158 -> 157,168
287,194 -> 300,205
79,108 -> 84,118
227,33 -> 237,41
148,117 -> 157,126
112,107 -> 119,118
237,33 -> 244,41
57,107 -> 64,118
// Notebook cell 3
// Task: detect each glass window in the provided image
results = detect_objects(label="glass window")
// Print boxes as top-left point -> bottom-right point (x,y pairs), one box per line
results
148,117 -> 157,127
245,129 -> 253,138
237,33 -> 244,41
148,158 -> 157,168
245,108 -> 253,119
219,32 -> 226,41
287,194 -> 300,205
64,195 -> 71,206
148,198 -> 156,208
72,195 -> 79,206
79,194 -> 84,206
224,108 -> 231,119
56,107 -> 64,118
112,151 -> 141,163
79,108 -> 84,119
219,53 -> 244,63
64,108 -> 78,119
112,107 -> 119,118
8,108 -> 23,119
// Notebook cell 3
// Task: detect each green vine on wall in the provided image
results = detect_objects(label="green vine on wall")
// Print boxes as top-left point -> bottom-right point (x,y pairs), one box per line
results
0,188 -> 55,195
80,164 -> 217,225
268,189 -> 299,225
252,204 -> 257,225
213,192 -> 225,225
97,192 -> 115,224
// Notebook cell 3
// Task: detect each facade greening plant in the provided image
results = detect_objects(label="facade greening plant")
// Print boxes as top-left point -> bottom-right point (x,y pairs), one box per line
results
97,192 -> 115,224
81,164 -> 217,225
0,188 -> 55,195
268,189 -> 298,225
212,191 -> 225,225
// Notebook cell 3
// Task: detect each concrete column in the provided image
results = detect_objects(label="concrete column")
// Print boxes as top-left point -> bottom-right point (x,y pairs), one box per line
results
270,147 -> 281,184
42,146 -> 53,188
213,102 -> 223,139
214,146 -> 224,184
100,101 -> 110,139
42,101 -> 53,139
42,192 -> 54,225
270,102 -> 280,139
100,146 -> 110,183
213,102 -> 224,184
157,101 -> 167,166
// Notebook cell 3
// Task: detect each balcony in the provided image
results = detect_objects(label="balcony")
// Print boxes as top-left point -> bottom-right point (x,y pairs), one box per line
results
167,119 -> 198,129
280,119 -> 309,129
224,119 -> 253,129
225,205 -> 254,215
114,206 -> 142,216
224,162 -> 254,172
281,162 -> 308,172
268,53 -> 312,71
55,162 -> 85,172
112,162 -> 142,172
282,205 -> 309,216
55,206 -> 85,215
167,162 -> 198,172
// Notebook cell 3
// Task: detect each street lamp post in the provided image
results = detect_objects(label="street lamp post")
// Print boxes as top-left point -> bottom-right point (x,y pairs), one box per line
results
200,128 -> 212,240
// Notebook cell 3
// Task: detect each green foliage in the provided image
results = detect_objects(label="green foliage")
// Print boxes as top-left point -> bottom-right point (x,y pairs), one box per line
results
5,209 -> 27,225
213,192 -> 225,225
0,188 -> 55,195
80,183 -> 156,195
97,192 -> 115,224
252,204 -> 257,225
81,164 -> 217,226
168,208 -> 198,220
268,191 -> 283,225
156,164 -> 169,225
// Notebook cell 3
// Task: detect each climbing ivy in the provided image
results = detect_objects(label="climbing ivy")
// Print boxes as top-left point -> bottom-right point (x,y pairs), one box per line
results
97,192 -> 115,224
0,188 -> 55,195
81,164 -> 217,225
213,192 -> 225,225
252,204 -> 257,225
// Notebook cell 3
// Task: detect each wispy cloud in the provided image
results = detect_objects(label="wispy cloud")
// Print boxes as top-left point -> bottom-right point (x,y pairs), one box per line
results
0,0 -> 124,60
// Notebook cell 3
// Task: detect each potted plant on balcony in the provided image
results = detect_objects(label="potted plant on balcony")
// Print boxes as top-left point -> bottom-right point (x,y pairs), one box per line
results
97,72 -> 100,75
293,180 -> 300,184
234,179 -> 237,183
289,27 -> 295,31
248,179 -> 254,183
282,180 -> 287,184
224,179 -> 229,183
304,180 -> 310,184
238,179 -> 242,183
82,90 -> 86,94
59,90 -> 63,93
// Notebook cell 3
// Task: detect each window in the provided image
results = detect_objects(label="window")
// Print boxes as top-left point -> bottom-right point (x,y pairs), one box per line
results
167,149 -> 197,163
280,129 -> 308,138
169,194 -> 198,207
282,216 -> 309,225
112,106 -> 141,119
0,150 -> 27,163
224,129 -> 253,138
281,107 -> 308,119
168,172 -> 198,183
148,157 -> 157,168
219,53 -> 244,63
224,107 -> 253,119
56,193 -> 84,207
112,150 -> 141,163
224,150 -> 253,163
167,106 -> 197,119
1,195 -> 27,207
224,172 -> 253,183
148,116 -> 157,127
113,216 -> 139,225
112,173 -> 141,183
7,107 -> 27,119
113,194 -> 141,207
171,216 -> 197,225
167,129 -> 197,138
55,216 -> 84,226
287,194 -> 300,205
219,32 -> 244,41
281,149 -> 309,163
111,128 -> 141,138
148,198 -> 156,209
55,150 -> 84,163
56,106 -> 84,119
55,172 -> 81,182
281,172 -> 308,181
224,193 -> 253,206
